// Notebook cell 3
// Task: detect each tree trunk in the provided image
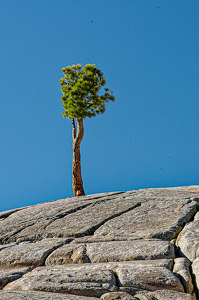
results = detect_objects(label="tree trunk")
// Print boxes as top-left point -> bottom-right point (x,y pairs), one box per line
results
72,118 -> 85,196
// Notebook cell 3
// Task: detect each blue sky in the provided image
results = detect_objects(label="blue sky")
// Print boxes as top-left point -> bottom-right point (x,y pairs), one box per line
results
0,0 -> 199,212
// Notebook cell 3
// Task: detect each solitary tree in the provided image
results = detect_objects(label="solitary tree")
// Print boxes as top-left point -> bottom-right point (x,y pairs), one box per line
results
60,64 -> 115,197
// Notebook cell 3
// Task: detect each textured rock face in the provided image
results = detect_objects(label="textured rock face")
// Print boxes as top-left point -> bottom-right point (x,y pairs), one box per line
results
136,290 -> 195,299
101,292 -> 136,299
0,291 -> 99,299
0,186 -> 198,299
45,239 -> 174,265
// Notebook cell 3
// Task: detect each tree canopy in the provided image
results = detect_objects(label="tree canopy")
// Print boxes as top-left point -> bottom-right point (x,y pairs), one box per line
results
60,64 -> 115,119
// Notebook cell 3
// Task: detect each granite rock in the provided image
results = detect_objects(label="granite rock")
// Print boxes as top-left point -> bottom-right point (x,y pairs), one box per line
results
176,213 -> 199,262
0,268 -> 30,289
3,265 -> 117,297
0,186 -> 198,299
115,266 -> 183,293
0,188 -> 198,244
93,189 -> 198,240
0,239 -> 71,267
100,291 -> 135,299
46,239 -> 174,265
144,289 -> 195,299
191,257 -> 199,299
0,290 -> 99,299
173,257 -> 194,294
4,264 -> 183,296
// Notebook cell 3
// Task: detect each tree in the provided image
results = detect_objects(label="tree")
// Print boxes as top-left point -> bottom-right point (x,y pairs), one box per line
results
60,64 -> 115,197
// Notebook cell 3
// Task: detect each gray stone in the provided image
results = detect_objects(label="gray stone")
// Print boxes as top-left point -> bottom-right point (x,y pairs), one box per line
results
0,208 -> 23,220
46,240 -> 174,266
3,263 -> 184,297
58,259 -> 172,271
176,219 -> 199,262
101,292 -> 135,299
3,265 -> 117,297
41,197 -> 141,240
86,239 -> 174,262
93,190 -> 198,240
145,289 -> 195,299
0,243 -> 17,252
97,259 -> 173,270
173,257 -> 194,294
0,291 -> 98,299
0,238 -> 70,267
0,186 -> 199,299
0,192 -> 139,243
133,294 -> 153,300
193,211 -> 199,221
191,257 -> 199,299
175,207 -> 199,299
0,188 -> 198,244
116,266 -> 184,293
0,267 -> 30,289
168,186 -> 199,193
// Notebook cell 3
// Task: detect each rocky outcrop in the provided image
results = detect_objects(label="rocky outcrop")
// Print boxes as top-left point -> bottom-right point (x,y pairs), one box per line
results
0,186 -> 199,299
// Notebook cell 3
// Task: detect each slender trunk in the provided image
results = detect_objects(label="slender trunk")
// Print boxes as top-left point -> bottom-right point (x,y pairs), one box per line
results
72,118 -> 85,196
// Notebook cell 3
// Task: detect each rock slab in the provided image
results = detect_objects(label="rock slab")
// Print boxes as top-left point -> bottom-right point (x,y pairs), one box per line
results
0,186 -> 198,299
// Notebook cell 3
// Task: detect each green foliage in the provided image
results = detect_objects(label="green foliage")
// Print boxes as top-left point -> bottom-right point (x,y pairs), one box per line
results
60,64 -> 115,119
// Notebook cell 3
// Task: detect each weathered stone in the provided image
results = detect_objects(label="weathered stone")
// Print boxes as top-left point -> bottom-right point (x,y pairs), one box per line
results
193,211 -> 199,221
86,239 -> 174,262
0,290 -> 99,299
176,218 -> 199,262
57,259 -> 172,271
169,186 -> 199,193
145,289 -> 195,299
71,236 -> 139,244
41,198 -> 141,240
94,190 -> 198,240
0,267 -> 30,289
46,240 -> 174,266
0,186 -> 199,299
133,294 -> 153,300
3,265 -> 117,297
173,257 -> 194,294
0,208 -> 23,220
46,259 -> 174,272
0,192 -> 141,243
0,243 -> 17,252
98,259 -> 173,270
0,192 -> 121,244
0,188 -> 198,244
191,257 -> 199,299
116,266 -> 183,294
3,263 -> 184,297
175,208 -> 199,298
46,244 -> 88,265
101,291 -> 135,299
0,238 -> 71,267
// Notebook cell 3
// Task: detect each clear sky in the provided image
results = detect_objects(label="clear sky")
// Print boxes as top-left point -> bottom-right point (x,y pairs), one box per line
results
0,0 -> 199,212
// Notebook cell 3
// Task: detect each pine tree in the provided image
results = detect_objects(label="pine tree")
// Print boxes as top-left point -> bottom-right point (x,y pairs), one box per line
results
60,64 -> 115,196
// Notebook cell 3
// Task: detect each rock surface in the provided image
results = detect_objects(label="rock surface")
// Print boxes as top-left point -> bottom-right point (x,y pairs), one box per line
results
101,292 -> 135,299
173,257 -> 194,294
0,239 -> 71,267
0,268 -> 30,289
46,239 -> 174,265
0,186 -> 198,299
136,290 -> 195,299
0,291 -> 99,299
